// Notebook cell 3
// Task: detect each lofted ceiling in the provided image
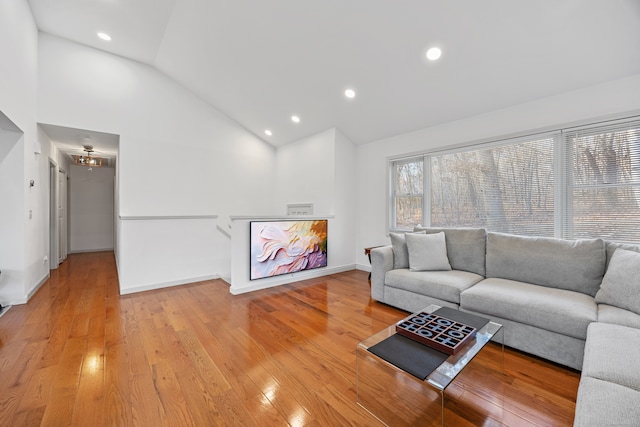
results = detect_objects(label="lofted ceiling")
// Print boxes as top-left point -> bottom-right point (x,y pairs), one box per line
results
28,0 -> 640,148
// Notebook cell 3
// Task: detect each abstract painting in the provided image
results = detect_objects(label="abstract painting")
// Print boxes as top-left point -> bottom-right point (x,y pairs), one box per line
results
250,220 -> 328,280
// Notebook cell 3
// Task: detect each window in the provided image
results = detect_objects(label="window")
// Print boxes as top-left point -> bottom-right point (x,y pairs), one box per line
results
430,135 -> 556,236
390,157 -> 423,230
389,116 -> 640,244
564,119 -> 640,244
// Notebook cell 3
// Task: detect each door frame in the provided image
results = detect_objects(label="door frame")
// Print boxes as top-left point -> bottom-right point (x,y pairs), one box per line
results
58,168 -> 68,263
49,158 -> 59,269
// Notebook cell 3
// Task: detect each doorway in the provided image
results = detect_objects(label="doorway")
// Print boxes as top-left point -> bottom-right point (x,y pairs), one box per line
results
40,123 -> 118,258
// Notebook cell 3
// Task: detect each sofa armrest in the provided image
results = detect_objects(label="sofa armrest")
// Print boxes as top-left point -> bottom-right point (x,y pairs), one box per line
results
371,246 -> 394,301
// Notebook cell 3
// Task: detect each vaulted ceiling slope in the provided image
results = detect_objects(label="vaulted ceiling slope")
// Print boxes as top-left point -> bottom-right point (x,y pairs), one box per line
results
28,0 -> 640,147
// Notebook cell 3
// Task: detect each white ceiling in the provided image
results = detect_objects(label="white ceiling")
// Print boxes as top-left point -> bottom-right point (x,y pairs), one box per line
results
28,0 -> 640,148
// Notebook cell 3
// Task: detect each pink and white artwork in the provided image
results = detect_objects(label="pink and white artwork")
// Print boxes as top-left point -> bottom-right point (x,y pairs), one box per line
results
250,220 -> 328,280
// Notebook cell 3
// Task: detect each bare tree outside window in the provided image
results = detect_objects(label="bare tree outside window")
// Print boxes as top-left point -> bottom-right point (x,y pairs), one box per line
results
393,159 -> 423,229
430,138 -> 555,236
570,127 -> 640,243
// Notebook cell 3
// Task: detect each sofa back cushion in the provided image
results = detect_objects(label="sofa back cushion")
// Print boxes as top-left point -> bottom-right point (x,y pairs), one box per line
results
413,227 -> 486,276
595,248 -> 640,315
605,241 -> 640,268
486,232 -> 606,296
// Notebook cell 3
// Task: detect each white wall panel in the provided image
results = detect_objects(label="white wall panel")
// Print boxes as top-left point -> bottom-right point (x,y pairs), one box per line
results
118,217 -> 219,294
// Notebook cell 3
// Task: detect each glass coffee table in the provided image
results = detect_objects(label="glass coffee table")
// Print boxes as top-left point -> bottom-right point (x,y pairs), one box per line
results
356,305 -> 503,426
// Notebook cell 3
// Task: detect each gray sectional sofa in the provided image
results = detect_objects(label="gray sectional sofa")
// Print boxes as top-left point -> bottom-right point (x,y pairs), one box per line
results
370,227 -> 640,426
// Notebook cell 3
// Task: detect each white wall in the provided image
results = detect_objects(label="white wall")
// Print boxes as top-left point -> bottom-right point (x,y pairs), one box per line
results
119,216 -> 220,294
0,0 -> 42,305
333,129 -> 357,269
355,73 -> 640,268
228,128 -> 358,295
275,128 -> 357,269
69,165 -> 115,252
37,33 -> 277,293
0,125 -> 25,304
275,128 -> 335,215
0,1 -> 37,131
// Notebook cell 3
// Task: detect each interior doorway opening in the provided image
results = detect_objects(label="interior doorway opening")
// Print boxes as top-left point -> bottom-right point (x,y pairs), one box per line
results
40,123 -> 119,260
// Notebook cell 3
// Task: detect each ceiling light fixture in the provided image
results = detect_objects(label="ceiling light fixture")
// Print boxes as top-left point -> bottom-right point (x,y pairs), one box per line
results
264,129 -> 272,136
426,47 -> 442,61
73,145 -> 103,168
344,89 -> 356,99
291,115 -> 300,123
97,32 -> 112,41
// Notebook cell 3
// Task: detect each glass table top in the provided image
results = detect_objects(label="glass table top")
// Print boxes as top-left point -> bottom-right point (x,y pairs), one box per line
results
357,304 -> 503,391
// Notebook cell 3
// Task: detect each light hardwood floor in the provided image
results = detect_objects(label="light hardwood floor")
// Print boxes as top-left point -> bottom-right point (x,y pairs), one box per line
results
0,252 -> 580,426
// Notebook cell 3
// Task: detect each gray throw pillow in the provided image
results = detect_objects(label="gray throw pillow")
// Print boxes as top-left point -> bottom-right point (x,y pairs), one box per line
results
389,231 -> 425,269
406,232 -> 452,271
595,248 -> 640,315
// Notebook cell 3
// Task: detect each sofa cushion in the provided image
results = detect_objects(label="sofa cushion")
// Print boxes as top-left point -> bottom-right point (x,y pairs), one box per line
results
605,240 -> 640,269
582,322 -> 640,392
414,227 -> 486,276
485,232 -> 605,296
385,269 -> 483,305
595,248 -> 640,315
597,304 -> 640,329
573,376 -> 640,427
460,278 -> 597,339
406,232 -> 452,271
390,231 -> 425,269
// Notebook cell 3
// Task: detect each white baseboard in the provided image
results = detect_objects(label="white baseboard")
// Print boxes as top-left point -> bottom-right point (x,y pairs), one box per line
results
7,272 -> 50,305
69,248 -> 114,254
229,264 -> 356,295
120,274 -> 220,295
355,263 -> 371,272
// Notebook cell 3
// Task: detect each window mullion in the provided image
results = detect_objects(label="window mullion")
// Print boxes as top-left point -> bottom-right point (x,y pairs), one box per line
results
555,132 -> 568,239
388,161 -> 397,230
423,155 -> 431,227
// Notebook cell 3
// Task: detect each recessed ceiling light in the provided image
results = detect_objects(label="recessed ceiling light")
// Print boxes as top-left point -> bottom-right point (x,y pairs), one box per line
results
344,89 -> 356,99
291,115 -> 300,123
264,129 -> 272,136
97,32 -> 112,41
426,47 -> 442,61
